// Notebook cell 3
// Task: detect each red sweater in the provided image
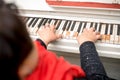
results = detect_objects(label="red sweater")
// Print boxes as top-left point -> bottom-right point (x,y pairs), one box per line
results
26,41 -> 85,80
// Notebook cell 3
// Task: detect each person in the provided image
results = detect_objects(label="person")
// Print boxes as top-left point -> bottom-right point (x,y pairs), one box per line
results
0,0 -> 115,80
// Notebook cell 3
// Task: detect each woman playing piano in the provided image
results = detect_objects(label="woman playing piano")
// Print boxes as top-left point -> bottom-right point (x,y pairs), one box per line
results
0,0 -> 115,80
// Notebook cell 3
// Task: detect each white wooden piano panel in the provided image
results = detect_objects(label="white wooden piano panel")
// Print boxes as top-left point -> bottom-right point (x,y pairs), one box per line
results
46,0 -> 114,3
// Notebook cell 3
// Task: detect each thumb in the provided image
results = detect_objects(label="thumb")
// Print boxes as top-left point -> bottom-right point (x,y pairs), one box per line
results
56,34 -> 62,39
96,34 -> 101,40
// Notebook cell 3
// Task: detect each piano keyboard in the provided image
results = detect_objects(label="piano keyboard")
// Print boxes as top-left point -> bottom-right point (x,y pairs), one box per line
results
23,16 -> 120,45
22,16 -> 120,59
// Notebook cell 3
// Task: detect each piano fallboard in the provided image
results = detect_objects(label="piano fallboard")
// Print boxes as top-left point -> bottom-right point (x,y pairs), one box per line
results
31,35 -> 120,59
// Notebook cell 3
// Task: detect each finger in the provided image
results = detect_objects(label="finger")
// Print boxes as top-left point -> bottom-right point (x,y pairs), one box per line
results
40,25 -> 45,30
33,27 -> 38,34
56,34 -> 62,39
94,31 -> 101,39
89,27 -> 95,32
95,32 -> 100,35
83,28 -> 87,32
45,23 -> 50,27
50,25 -> 56,31
96,34 -> 102,40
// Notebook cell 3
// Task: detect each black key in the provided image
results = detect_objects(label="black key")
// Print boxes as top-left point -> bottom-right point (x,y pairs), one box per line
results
90,22 -> 93,27
117,24 -> 120,35
31,18 -> 39,27
98,23 -> 102,32
119,24 -> 120,36
47,19 -> 52,24
28,18 -> 36,27
37,18 -> 45,28
70,21 -> 76,31
105,24 -> 108,35
94,23 -> 98,30
62,20 -> 68,31
42,18 -> 48,25
25,17 -> 30,23
82,22 -> 87,32
110,24 -> 113,35
66,21 -> 72,31
56,20 -> 62,30
77,22 -> 82,33
54,19 -> 58,25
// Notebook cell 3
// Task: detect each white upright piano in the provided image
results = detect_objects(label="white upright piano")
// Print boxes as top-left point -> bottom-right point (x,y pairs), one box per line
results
18,0 -> 120,59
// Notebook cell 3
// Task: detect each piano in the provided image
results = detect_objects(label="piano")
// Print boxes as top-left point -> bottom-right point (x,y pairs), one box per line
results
18,0 -> 120,59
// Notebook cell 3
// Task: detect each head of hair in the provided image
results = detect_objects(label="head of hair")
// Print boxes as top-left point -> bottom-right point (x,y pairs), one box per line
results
0,0 -> 33,80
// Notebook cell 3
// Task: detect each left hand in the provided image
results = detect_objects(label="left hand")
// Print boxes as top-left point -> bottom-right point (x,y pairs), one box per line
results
37,23 -> 62,46
77,27 -> 101,45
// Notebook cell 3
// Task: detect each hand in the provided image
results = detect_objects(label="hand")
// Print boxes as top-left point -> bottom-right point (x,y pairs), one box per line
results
77,27 -> 101,45
37,23 -> 62,46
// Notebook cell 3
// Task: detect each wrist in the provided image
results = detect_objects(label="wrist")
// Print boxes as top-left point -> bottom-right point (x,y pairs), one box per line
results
36,38 -> 47,49
38,36 -> 49,46
40,39 -> 49,46
78,39 -> 94,45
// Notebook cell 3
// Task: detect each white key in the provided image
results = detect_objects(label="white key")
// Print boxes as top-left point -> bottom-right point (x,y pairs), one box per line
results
55,20 -> 61,29
29,18 -> 37,34
110,36 -> 114,44
56,20 -> 66,35
86,22 -> 91,29
30,18 -> 40,34
63,21 -> 71,38
32,18 -> 42,35
100,24 -> 105,34
106,24 -> 111,43
114,25 -> 119,44
95,23 -> 101,43
26,18 -> 33,29
119,35 -> 120,44
71,21 -> 80,39
92,22 -> 96,28
26,18 -> 35,33
96,23 -> 100,32
65,21 -> 74,39
118,36 -> 120,44
50,19 -> 55,25
110,25 -> 115,44
79,22 -> 85,35
73,21 -> 80,32
101,24 -> 106,43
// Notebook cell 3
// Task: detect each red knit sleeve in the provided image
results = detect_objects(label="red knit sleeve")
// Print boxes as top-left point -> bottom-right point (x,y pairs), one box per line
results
26,41 -> 85,80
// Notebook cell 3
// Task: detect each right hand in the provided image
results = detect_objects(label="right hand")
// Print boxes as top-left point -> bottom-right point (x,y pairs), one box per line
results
77,27 -> 101,45
37,23 -> 62,46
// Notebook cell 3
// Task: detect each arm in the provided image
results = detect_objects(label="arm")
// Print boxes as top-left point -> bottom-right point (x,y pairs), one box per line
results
36,24 -> 86,80
77,28 -> 115,80
80,41 -> 107,79
36,24 -> 88,80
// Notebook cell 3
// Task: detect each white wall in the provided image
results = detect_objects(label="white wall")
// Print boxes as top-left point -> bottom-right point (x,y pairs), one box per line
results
5,0 -> 53,10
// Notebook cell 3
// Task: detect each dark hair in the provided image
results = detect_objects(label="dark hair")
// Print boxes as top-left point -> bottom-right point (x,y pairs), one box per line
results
0,1 -> 33,80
